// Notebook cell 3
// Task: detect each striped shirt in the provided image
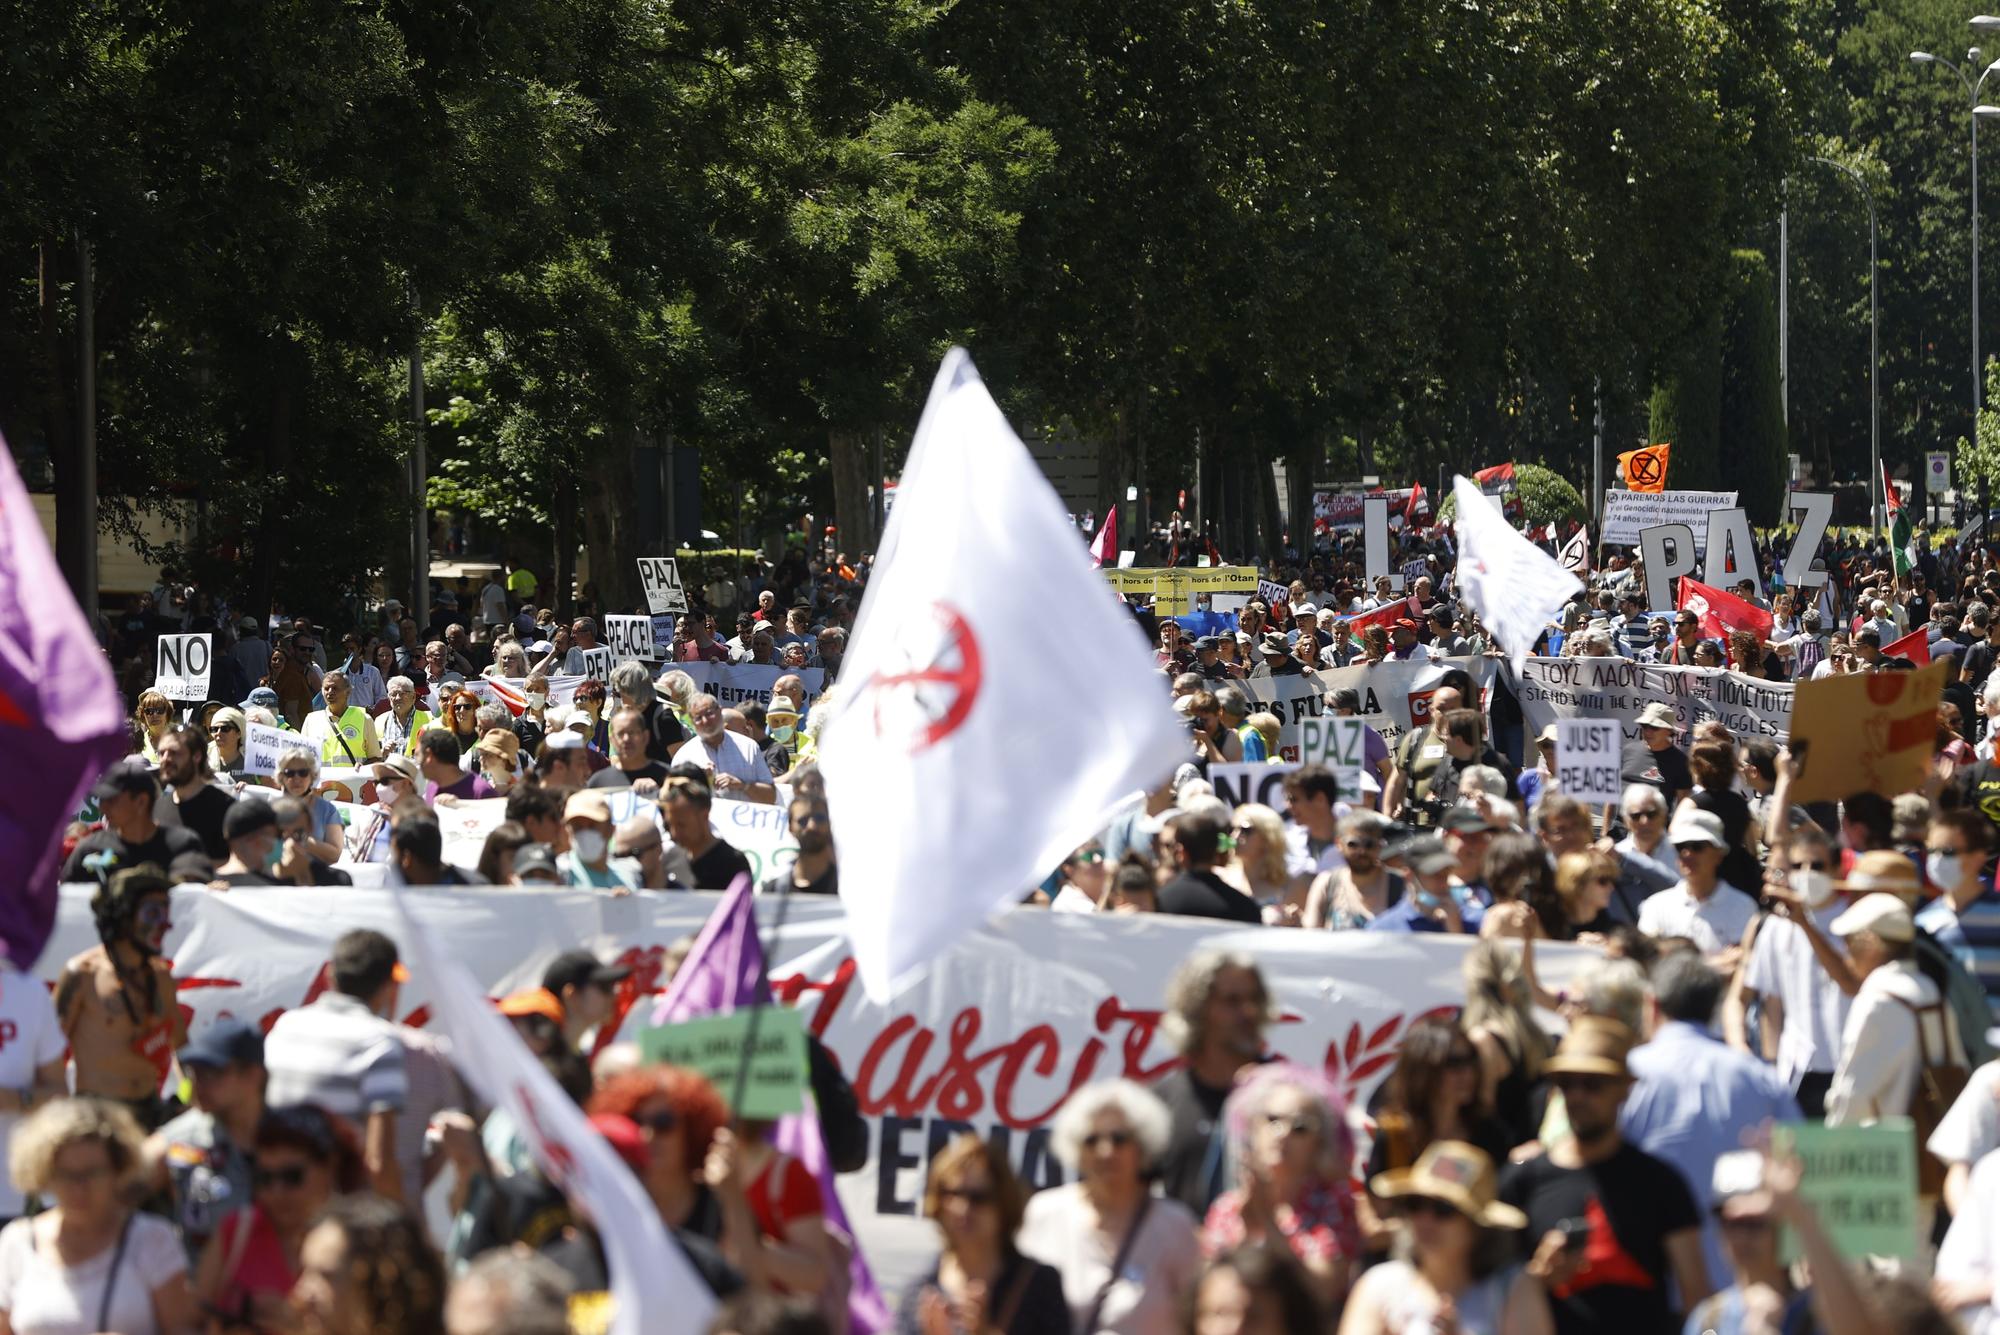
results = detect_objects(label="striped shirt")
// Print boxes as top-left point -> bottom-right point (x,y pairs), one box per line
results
1918,886 -> 2000,1019
264,993 -> 408,1119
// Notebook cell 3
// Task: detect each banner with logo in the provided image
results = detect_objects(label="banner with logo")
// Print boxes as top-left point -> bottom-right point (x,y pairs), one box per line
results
676,662 -> 826,713
1600,489 -> 1738,548
1509,657 -> 1792,784
42,886 -> 1592,1297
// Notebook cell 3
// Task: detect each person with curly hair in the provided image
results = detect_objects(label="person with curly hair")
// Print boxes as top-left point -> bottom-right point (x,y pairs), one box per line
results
55,864 -> 186,1125
290,1196 -> 444,1335
1200,1063 -> 1360,1311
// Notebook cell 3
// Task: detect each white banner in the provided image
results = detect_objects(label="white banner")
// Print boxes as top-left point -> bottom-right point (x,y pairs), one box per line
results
154,633 -> 213,703
602,615 -> 657,663
678,662 -> 826,713
1246,657 -> 1497,761
1510,657 -> 1792,784
1207,762 -> 1300,809
40,888 -> 1592,1299
429,674 -> 591,716
1600,489 -> 1738,548
637,558 -> 688,615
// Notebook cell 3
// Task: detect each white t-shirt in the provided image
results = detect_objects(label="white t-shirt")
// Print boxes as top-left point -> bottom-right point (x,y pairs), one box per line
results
0,1213 -> 185,1335
1741,906 -> 1852,1087
1929,1060 -> 2000,1168
479,581 -> 508,626
0,967 -> 67,1216
1936,1148 -> 2000,1333
1636,880 -> 1758,954
674,730 -> 773,789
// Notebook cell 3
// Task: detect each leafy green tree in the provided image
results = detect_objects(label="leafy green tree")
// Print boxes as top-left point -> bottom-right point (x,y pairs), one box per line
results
1722,250 -> 1790,524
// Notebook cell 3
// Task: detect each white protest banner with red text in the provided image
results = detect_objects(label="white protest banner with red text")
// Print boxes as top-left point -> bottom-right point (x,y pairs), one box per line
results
43,886 -> 1591,1297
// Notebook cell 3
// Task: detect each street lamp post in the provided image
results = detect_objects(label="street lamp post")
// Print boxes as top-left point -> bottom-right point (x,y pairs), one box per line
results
1807,158 -> 1882,536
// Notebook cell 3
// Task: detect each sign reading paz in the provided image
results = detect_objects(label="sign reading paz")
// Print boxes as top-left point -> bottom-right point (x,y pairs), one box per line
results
637,1007 -> 807,1120
602,615 -> 656,662
1297,717 -> 1368,799
636,557 -> 688,615
1554,720 -> 1620,802
154,633 -> 212,703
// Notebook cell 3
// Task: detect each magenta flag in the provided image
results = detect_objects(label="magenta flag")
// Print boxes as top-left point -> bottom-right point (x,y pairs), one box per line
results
0,436 -> 126,968
653,878 -> 890,1334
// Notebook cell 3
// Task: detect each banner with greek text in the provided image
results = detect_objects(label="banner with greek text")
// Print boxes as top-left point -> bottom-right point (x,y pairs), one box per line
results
43,887 -> 1592,1300
1508,657 -> 1792,785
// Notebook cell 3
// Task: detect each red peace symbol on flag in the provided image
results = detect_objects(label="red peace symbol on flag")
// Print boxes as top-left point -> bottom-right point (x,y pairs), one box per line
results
855,601 -> 985,754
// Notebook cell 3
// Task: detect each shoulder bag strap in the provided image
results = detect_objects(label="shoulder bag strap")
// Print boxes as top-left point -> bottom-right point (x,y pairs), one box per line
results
332,711 -> 360,766
989,1253 -> 1037,1333
1080,1196 -> 1152,1335
96,1212 -> 135,1334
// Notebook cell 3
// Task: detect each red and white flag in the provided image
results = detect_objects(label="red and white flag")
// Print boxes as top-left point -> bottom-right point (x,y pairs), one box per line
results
823,351 -> 1187,1002
1884,625 -> 1932,666
1677,576 -> 1774,644
1404,482 -> 1429,524
1088,506 -> 1118,568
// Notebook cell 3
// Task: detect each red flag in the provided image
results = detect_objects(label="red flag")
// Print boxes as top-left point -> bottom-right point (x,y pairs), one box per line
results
1474,462 -> 1516,487
1344,594 -> 1423,635
1088,507 -> 1118,568
1883,625 -> 1932,666
1677,576 -> 1774,645
1404,482 -> 1429,524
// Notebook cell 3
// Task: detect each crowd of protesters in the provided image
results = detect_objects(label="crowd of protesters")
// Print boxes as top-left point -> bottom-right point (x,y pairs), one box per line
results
24,505 -> 2000,1335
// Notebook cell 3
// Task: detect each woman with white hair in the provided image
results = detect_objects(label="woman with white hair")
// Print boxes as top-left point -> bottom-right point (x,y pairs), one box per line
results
270,746 -> 345,864
1017,1080 -> 1202,1334
1201,1063 -> 1360,1310
609,661 -> 685,762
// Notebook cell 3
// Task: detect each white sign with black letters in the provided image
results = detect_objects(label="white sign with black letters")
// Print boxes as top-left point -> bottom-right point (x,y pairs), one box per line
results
154,634 -> 213,703
1555,719 -> 1621,802
1297,717 -> 1368,800
602,615 -> 657,662
243,720 -> 294,778
637,558 -> 688,615
581,647 -> 615,684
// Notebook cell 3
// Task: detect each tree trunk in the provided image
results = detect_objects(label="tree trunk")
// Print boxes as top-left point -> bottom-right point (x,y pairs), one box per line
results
829,428 -> 871,556
581,426 -> 643,614
554,471 -> 577,617
39,238 -> 88,603
248,338 -> 301,623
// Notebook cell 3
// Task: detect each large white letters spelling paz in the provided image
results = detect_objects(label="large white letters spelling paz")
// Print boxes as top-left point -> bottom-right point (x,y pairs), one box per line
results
820,350 -> 1186,1004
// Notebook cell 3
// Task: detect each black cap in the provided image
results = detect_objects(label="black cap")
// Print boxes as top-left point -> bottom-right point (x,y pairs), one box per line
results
542,949 -> 631,996
90,760 -> 158,804
512,846 -> 560,882
178,1017 -> 264,1070
223,800 -> 278,843
1194,636 -> 1221,651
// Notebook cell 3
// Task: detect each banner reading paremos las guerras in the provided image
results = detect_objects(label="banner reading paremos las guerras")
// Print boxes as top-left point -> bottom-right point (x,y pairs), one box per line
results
1243,657 -> 1500,760
41,887 -> 1592,1297
1508,656 -> 1793,786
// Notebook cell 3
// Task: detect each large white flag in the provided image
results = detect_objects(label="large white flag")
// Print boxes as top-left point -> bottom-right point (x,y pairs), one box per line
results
388,890 -> 715,1335
1451,475 -> 1581,675
822,350 -> 1187,1003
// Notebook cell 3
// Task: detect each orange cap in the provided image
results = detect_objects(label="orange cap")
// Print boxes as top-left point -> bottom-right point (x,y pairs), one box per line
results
495,987 -> 566,1026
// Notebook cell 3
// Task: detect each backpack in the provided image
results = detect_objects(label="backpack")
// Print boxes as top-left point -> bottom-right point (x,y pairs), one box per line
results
1914,930 -> 1998,1068
1892,993 -> 1971,1198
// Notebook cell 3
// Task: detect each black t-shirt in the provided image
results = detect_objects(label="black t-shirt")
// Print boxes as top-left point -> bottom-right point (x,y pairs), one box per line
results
1968,639 -> 1999,690
644,701 -> 687,764
61,824 -> 205,883
1157,870 -> 1261,923
687,838 -> 752,890
1632,744 -> 1692,799
172,785 -> 237,861
1965,759 -> 2000,841
761,863 -> 838,896
1152,1066 -> 1235,1216
1692,787 -> 1760,891
587,761 -> 672,790
1499,1142 -> 1701,1335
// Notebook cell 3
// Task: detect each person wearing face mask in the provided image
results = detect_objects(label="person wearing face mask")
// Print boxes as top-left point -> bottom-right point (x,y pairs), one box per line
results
471,729 -> 523,794
1727,825 -> 1851,1117
345,755 -> 422,864
1917,810 -> 2000,1014
738,702 -> 793,777
557,790 -> 635,891
760,797 -> 836,896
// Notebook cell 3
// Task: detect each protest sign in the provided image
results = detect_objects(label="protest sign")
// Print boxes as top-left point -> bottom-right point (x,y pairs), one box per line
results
678,662 -> 825,713
1787,659 -> 1948,803
44,885 -> 1597,1299
1401,558 -> 1429,589
242,720 -> 292,777
1312,489 -> 1422,530
1297,717 -> 1368,796
1510,658 -> 1793,783
1207,762 -> 1301,809
639,1007 -> 808,1119
602,615 -> 656,662
1601,489 -> 1737,547
1771,1120 -> 1918,1262
1243,658 -> 1497,763
1101,566 -> 1258,597
1554,719 -> 1620,802
580,647 -> 614,683
154,633 -> 212,703
1256,579 -> 1289,607
636,557 -> 687,615
1363,496 -> 1397,589
1780,492 -> 1834,591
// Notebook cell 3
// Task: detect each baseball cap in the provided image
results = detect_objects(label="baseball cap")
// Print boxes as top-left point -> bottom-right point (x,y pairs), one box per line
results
237,616 -> 260,635
179,1017 -> 265,1070
222,800 -> 279,843
542,949 -> 633,997
1400,836 -> 1457,876
1667,808 -> 1728,849
564,790 -> 613,824
496,988 -> 566,1025
91,760 -> 159,804
1194,635 -> 1220,652
1438,807 -> 1499,835
1830,892 -> 1916,943
242,687 -> 280,710
543,730 -> 586,751
511,846 -> 561,883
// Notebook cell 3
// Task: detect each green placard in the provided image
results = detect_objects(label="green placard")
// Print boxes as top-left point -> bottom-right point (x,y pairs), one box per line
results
638,1008 -> 808,1119
1771,1119 -> 1919,1262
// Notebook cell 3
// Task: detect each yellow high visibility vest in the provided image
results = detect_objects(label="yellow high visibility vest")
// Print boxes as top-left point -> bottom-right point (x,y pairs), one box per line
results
318,705 -> 371,765
399,710 -> 435,756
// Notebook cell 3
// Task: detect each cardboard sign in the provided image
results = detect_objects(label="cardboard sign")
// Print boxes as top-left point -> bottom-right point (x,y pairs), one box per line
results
1256,580 -> 1289,607
602,615 -> 656,662
580,647 -> 615,684
1554,720 -> 1620,802
1363,496 -> 1399,590
1602,489 -> 1738,547
154,633 -> 213,703
1296,716 -> 1368,799
1207,762 -> 1301,810
1788,659 -> 1948,803
243,720 -> 294,778
637,558 -> 688,615
637,1007 -> 807,1119
1771,1120 -> 1918,1262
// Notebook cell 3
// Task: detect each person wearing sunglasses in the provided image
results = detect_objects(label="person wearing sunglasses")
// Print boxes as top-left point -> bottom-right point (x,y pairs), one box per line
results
902,1135 -> 1067,1335
269,747 -> 346,866
1348,1140 -> 1547,1335
131,689 -> 176,764
1202,1064 -> 1359,1312
1303,813 -> 1401,930
193,1105 -> 362,1333
1020,1079 -> 1201,1335
1048,841 -> 1108,913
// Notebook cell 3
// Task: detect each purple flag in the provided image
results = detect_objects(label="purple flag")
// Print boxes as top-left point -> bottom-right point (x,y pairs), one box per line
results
0,436 -> 125,969
653,878 -> 890,1334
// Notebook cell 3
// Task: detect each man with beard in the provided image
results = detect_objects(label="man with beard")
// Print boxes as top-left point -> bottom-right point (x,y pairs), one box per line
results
1152,951 -> 1273,1216
55,866 -> 187,1128
1500,1018 -> 1711,1335
156,724 -> 236,859
760,796 -> 836,896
